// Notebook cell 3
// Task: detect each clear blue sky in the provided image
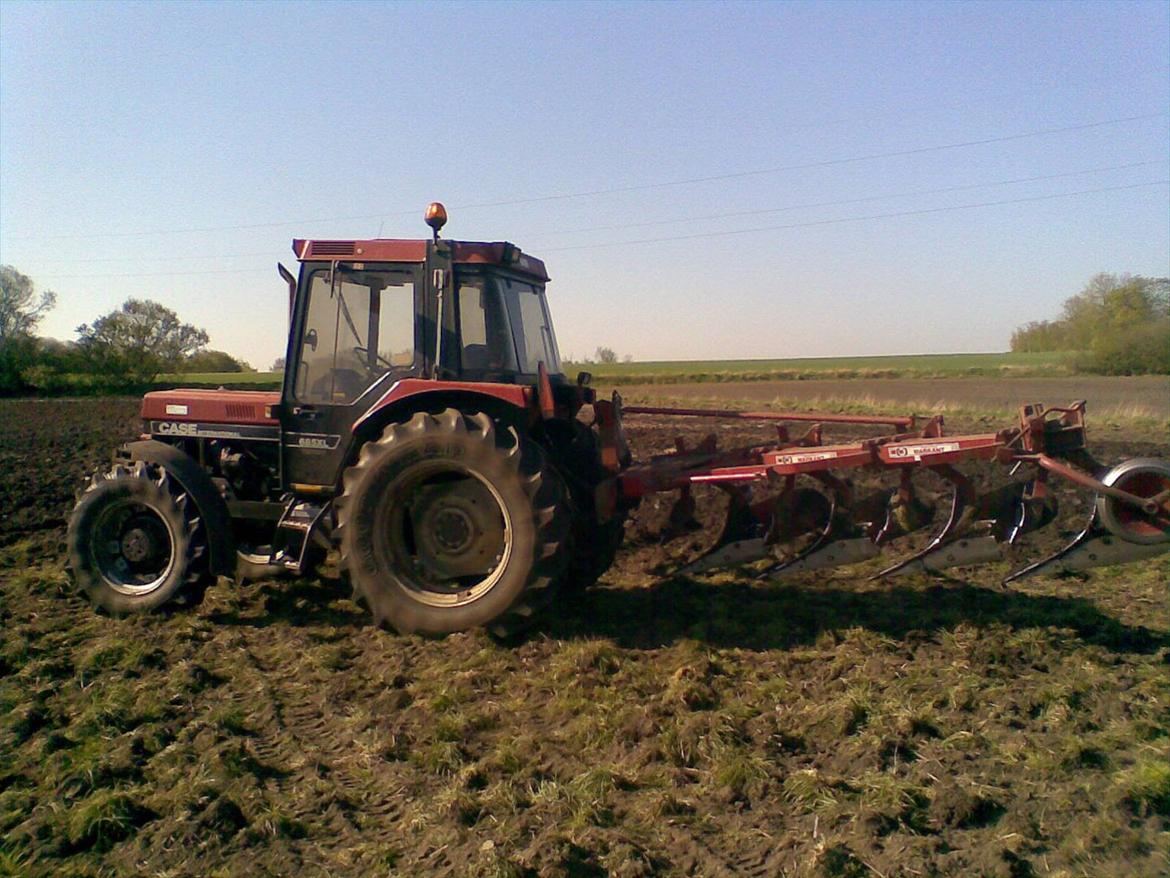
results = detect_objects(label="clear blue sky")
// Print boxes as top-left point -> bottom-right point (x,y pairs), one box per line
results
1,0 -> 1167,369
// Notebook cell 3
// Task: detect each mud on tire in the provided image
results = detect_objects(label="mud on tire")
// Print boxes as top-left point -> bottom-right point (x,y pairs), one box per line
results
67,460 -> 209,614
335,409 -> 570,637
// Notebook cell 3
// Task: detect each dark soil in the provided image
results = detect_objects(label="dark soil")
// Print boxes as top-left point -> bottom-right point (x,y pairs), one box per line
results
1,395 -> 1168,878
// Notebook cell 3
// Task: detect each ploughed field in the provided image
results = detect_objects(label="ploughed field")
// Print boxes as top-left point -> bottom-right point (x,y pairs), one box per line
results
1,389 -> 1168,878
612,375 -> 1170,424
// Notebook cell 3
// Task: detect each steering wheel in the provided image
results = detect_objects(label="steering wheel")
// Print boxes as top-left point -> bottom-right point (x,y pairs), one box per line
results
353,346 -> 395,370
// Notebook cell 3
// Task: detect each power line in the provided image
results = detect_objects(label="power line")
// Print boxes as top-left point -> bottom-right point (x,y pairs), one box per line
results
522,160 -> 1166,238
7,111 -> 1166,243
45,250 -> 276,265
39,266 -> 274,280
37,180 -> 1168,278
45,159 -> 1162,263
539,180 -> 1170,252
455,114 -> 1169,210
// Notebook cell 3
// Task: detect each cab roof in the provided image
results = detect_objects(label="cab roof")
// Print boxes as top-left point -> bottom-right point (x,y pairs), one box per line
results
291,238 -> 549,282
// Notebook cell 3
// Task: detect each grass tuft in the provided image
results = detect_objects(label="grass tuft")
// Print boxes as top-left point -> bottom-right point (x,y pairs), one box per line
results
64,789 -> 154,853
1114,755 -> 1170,817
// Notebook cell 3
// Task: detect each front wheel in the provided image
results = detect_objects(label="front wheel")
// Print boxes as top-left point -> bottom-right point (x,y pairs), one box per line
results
67,460 -> 207,613
336,410 -> 569,636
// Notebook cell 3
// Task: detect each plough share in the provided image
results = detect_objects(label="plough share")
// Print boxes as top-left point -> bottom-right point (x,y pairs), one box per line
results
612,400 -> 1170,582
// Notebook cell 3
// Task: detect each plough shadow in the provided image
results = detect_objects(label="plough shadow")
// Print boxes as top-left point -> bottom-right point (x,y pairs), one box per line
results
546,575 -> 1170,654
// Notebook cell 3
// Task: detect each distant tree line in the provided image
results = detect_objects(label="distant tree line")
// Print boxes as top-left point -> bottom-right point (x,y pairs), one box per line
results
0,265 -> 252,396
570,346 -> 634,366
1011,273 -> 1169,375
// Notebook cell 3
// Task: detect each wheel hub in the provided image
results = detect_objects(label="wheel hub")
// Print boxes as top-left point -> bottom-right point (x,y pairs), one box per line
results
432,508 -> 474,554
120,526 -> 158,563
410,478 -> 507,581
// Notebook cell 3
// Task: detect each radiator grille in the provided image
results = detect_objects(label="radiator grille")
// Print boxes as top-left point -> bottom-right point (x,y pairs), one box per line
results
225,404 -> 259,420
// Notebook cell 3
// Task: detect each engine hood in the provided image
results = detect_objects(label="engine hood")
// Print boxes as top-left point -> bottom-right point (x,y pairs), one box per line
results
141,388 -> 280,426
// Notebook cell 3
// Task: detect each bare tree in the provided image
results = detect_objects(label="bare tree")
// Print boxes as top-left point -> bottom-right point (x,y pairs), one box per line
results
0,266 -> 56,345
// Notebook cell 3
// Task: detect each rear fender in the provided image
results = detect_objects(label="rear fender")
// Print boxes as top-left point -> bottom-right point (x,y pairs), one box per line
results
346,388 -> 534,476
119,439 -> 236,576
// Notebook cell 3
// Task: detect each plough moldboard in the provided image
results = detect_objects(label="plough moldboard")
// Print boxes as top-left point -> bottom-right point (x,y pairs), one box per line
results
611,400 -> 1170,582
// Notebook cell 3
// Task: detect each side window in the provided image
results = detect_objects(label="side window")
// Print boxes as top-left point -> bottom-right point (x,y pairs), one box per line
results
294,269 -> 417,404
457,279 -> 518,372
376,279 -> 416,367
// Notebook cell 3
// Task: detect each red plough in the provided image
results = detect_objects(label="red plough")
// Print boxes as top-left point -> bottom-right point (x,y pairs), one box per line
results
612,400 -> 1170,581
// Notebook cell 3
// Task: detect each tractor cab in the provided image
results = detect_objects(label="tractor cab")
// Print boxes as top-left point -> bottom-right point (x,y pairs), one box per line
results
279,204 -> 570,487
285,208 -> 560,404
285,255 -> 561,404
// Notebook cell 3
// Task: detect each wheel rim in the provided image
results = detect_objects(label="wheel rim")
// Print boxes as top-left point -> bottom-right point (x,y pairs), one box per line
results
374,462 -> 512,607
1108,469 -> 1170,541
89,499 -> 178,595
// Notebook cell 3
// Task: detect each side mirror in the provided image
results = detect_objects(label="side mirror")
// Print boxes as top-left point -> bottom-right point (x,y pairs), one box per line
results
278,263 -> 296,318
305,328 -> 318,352
577,371 -> 592,387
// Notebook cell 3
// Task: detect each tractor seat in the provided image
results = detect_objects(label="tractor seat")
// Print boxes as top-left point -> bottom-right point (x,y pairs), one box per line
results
462,344 -> 494,371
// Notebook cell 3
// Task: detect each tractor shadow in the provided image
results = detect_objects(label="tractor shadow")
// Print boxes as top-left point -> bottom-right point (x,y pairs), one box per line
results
204,572 -> 367,629
545,575 -> 1170,655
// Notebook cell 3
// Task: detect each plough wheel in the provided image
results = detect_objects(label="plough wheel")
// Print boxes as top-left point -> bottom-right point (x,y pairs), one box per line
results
1096,458 -> 1170,544
1004,458 -> 1170,583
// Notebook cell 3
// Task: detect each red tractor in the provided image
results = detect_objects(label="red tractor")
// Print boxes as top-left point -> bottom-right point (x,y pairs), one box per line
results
67,204 -> 627,636
67,204 -> 1170,636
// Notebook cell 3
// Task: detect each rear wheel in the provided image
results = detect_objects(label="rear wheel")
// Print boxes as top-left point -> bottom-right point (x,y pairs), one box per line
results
547,419 -> 627,595
67,460 -> 207,613
336,410 -> 569,636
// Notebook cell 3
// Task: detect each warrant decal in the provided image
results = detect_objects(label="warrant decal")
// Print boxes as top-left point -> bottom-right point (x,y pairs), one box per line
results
774,450 -> 839,465
886,442 -> 961,460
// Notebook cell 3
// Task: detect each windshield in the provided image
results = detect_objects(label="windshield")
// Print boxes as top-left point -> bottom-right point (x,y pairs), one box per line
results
497,277 -> 562,374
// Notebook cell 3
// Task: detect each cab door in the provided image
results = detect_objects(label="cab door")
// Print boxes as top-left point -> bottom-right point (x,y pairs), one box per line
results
281,263 -> 422,488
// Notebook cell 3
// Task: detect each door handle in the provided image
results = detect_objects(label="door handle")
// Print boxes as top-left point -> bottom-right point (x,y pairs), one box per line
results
292,406 -> 321,419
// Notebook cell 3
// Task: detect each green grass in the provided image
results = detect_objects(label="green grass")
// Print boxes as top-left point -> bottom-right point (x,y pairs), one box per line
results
162,353 -> 1075,390
158,370 -> 283,387
566,350 -> 1076,383
44,349 -> 1135,396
